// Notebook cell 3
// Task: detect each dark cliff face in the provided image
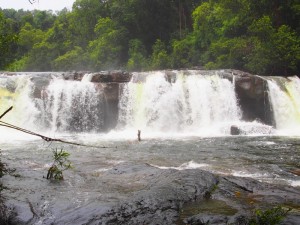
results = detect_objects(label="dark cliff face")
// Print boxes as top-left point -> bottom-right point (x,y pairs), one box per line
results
87,71 -> 132,131
233,71 -> 274,126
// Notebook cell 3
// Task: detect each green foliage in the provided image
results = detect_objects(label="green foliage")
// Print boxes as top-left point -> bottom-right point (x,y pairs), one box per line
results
72,0 -> 109,47
271,25 -> 300,75
150,39 -> 170,70
24,41 -> 57,71
205,37 -> 248,70
171,34 -> 199,68
248,206 -> 291,225
192,1 -> 219,48
89,17 -> 128,70
191,0 -> 300,75
0,11 -> 19,69
18,23 -> 44,50
52,46 -> 87,71
245,17 -> 300,75
46,149 -> 72,180
127,39 -> 148,71
5,56 -> 28,72
0,1 -> 299,74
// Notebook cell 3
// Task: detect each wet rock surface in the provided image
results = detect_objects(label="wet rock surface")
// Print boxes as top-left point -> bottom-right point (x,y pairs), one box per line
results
2,163 -> 300,225
233,72 -> 274,126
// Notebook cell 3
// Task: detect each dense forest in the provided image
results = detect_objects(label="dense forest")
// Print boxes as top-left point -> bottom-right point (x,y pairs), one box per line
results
0,0 -> 299,76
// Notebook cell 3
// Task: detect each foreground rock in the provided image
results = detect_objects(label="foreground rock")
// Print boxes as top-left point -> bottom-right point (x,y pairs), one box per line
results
2,163 -> 300,225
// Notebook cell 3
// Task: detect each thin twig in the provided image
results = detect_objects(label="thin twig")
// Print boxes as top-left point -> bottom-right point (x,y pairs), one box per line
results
0,106 -> 13,119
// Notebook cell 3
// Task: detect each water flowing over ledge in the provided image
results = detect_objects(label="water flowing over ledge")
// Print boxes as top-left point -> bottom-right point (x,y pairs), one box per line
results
1,70 -> 300,224
0,69 -> 299,137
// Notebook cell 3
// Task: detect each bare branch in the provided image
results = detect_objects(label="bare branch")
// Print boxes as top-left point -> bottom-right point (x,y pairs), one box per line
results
0,106 -> 13,120
28,0 -> 37,5
0,120 -> 112,149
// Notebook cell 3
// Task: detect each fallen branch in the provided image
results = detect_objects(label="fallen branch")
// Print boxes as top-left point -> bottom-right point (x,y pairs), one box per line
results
0,106 -> 114,148
0,120 -> 112,148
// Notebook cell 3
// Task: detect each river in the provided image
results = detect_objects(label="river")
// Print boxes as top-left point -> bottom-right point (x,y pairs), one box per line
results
0,70 -> 300,224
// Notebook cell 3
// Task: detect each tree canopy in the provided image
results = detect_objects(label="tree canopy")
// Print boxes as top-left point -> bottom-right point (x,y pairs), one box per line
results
0,0 -> 299,76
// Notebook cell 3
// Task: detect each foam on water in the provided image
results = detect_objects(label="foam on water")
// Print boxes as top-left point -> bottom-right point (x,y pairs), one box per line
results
290,180 -> 300,187
151,161 -> 209,170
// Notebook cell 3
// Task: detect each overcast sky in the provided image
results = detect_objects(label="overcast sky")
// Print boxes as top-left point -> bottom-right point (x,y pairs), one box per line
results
0,0 -> 76,11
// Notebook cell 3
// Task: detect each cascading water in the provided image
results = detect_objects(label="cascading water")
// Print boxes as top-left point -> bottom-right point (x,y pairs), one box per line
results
267,76 -> 300,134
41,77 -> 106,132
0,73 -> 106,135
1,71 -> 300,136
0,74 -> 40,128
118,71 -> 242,135
1,72 -> 300,225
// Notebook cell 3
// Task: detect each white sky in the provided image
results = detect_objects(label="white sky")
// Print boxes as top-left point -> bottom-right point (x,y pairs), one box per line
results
0,0 -> 76,11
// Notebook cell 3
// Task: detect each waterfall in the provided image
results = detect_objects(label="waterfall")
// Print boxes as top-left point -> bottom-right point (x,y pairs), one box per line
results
118,71 -> 242,135
0,73 -> 106,133
41,77 -> 106,132
1,71 -> 300,136
0,75 -> 40,128
267,76 -> 300,133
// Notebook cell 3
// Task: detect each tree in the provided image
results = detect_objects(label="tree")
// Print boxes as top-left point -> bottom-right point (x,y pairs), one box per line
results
246,16 -> 300,75
88,17 -> 128,70
0,12 -> 19,69
189,0 -> 300,75
1,0 -> 299,73
52,46 -> 88,71
150,39 -> 170,70
127,39 -> 148,71
72,0 -> 109,48
31,10 -> 56,31
18,22 -> 44,51
272,25 -> 300,75
171,34 -> 199,68
24,12 -> 74,71
25,41 -> 57,71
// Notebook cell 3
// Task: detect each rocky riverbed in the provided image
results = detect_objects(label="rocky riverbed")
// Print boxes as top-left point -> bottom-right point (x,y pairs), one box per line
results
1,161 -> 300,225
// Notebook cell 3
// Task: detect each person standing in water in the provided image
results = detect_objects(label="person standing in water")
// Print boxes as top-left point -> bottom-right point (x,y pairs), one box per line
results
137,130 -> 141,141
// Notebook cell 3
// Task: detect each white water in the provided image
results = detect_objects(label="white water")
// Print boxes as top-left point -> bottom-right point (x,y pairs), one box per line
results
41,76 -> 105,132
1,71 -> 300,137
150,160 -> 209,170
0,75 -> 40,128
267,76 -> 300,135
118,71 -> 242,136
0,74 -> 106,139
